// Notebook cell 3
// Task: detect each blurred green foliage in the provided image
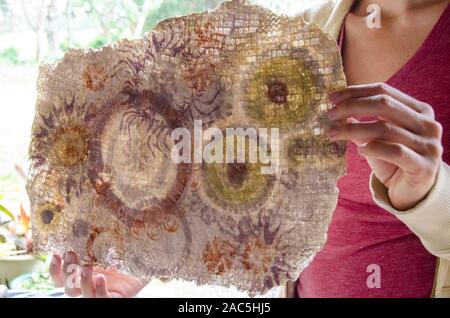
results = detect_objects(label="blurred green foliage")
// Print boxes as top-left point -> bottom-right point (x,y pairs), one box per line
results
0,47 -> 22,65
0,0 -> 226,64
0,0 -> 309,64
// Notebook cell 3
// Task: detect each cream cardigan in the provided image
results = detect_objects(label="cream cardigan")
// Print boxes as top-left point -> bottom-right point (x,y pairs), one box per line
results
283,0 -> 450,298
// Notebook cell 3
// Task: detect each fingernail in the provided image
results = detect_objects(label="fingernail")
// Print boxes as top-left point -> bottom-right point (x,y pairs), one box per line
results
328,91 -> 340,102
82,266 -> 89,278
95,275 -> 104,288
65,252 -> 72,263
327,128 -> 338,138
327,108 -> 337,120
51,255 -> 58,265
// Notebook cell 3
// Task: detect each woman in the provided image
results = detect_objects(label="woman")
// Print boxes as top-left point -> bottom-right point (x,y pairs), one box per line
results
50,0 -> 450,297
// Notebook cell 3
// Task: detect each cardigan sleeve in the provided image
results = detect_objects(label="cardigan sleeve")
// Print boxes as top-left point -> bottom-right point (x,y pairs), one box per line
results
300,0 -> 354,39
370,162 -> 450,261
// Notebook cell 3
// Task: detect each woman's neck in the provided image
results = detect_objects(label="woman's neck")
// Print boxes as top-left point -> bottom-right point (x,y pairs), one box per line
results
353,0 -> 448,19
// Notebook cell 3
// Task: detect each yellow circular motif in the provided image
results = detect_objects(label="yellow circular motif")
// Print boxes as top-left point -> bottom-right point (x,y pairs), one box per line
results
245,56 -> 316,129
202,135 -> 274,208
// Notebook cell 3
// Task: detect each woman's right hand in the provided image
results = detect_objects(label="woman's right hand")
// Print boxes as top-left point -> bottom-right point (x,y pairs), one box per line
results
49,252 -> 146,298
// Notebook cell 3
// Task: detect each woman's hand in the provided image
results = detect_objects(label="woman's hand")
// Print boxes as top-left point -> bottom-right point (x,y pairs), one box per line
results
49,252 -> 146,298
327,83 -> 443,211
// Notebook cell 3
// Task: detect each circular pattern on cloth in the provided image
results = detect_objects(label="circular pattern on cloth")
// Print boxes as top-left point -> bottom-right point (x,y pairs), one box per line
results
199,132 -> 275,213
87,91 -> 191,230
244,56 -> 317,129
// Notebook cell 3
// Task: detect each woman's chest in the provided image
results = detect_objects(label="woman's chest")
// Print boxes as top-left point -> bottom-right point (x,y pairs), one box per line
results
342,20 -> 435,85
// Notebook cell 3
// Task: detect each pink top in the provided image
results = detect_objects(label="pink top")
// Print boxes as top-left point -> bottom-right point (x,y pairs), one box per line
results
297,4 -> 450,297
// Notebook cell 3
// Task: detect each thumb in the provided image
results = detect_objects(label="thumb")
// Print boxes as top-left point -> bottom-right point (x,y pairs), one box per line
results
94,274 -> 113,298
357,145 -> 398,186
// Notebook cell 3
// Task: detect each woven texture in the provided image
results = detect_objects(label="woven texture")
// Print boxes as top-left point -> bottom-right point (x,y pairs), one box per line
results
27,0 -> 346,295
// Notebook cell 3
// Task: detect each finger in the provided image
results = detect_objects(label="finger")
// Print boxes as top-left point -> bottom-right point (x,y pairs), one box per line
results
94,274 -> 112,298
110,291 -> 124,298
357,140 -> 426,175
327,95 -> 427,134
327,120 -> 431,154
80,265 -> 95,298
329,83 -> 432,115
62,251 -> 81,297
94,266 -> 120,279
49,254 -> 64,287
106,265 -> 118,272
365,156 -> 398,184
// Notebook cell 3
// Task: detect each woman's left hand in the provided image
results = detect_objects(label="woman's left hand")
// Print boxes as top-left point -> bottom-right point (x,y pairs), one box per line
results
326,83 -> 443,211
